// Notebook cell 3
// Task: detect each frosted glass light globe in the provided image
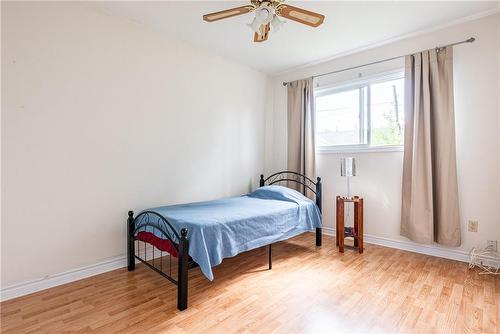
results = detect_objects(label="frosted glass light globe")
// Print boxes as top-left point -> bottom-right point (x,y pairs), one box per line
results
271,15 -> 284,32
247,17 -> 261,33
256,8 -> 270,23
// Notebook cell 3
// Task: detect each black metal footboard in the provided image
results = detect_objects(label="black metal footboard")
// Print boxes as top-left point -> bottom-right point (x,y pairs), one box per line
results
127,211 -> 189,310
260,171 -> 322,246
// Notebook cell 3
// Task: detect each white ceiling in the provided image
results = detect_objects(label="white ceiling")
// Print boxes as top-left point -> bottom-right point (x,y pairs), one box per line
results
94,1 -> 499,75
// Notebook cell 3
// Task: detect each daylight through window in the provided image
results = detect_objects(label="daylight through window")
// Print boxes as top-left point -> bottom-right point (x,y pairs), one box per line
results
315,72 -> 404,150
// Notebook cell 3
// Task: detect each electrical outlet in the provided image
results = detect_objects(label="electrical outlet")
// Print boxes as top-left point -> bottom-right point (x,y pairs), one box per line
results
486,240 -> 497,252
468,220 -> 478,232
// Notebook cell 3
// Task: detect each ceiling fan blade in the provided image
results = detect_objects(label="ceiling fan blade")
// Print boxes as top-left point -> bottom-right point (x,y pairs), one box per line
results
277,4 -> 325,27
203,6 -> 254,22
254,23 -> 270,43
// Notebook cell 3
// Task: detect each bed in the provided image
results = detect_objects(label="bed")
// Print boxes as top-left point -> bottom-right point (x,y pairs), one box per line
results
127,171 -> 322,310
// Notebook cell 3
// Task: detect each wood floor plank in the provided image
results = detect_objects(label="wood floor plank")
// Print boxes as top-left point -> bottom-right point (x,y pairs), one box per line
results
1,233 -> 499,333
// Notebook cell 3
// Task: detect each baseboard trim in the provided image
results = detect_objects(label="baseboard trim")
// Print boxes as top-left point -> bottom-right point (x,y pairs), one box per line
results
0,246 -> 169,302
0,256 -> 127,302
322,227 -> 500,265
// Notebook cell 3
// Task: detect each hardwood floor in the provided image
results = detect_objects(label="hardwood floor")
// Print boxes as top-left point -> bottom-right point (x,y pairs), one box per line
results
1,233 -> 499,333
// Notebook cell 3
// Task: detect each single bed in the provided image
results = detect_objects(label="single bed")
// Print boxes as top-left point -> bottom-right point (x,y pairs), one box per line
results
127,171 -> 322,310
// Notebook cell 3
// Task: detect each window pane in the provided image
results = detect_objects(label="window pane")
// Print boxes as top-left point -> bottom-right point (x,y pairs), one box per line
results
369,78 -> 404,146
316,89 -> 361,146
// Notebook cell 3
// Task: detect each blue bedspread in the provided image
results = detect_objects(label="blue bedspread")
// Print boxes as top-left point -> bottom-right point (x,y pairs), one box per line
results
137,185 -> 321,281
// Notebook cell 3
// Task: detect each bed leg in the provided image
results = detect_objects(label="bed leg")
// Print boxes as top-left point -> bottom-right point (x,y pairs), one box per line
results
316,228 -> 322,246
315,177 -> 322,247
127,211 -> 135,271
177,228 -> 189,311
268,244 -> 272,270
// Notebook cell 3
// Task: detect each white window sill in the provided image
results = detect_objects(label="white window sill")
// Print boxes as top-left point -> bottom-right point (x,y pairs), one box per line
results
317,145 -> 404,154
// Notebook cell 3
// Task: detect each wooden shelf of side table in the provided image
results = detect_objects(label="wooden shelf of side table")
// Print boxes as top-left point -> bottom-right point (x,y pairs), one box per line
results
336,196 -> 364,253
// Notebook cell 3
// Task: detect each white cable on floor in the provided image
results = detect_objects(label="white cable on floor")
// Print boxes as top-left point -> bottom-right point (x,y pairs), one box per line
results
468,247 -> 500,275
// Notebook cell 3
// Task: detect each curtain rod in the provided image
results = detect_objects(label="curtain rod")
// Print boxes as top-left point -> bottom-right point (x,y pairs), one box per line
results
282,37 -> 475,86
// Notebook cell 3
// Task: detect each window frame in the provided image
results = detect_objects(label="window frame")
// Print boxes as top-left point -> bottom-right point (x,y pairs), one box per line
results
314,69 -> 405,154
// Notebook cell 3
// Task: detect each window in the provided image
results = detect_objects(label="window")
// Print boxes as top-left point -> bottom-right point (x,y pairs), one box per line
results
315,71 -> 404,152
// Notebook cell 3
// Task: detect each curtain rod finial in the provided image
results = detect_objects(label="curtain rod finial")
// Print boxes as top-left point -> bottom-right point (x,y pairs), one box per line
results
467,37 -> 476,43
283,82 -> 288,86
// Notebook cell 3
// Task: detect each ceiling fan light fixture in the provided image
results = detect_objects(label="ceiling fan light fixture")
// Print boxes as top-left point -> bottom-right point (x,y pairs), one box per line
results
203,1 -> 325,43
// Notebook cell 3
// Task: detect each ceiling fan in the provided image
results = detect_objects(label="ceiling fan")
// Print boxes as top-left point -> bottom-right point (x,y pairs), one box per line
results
202,1 -> 325,43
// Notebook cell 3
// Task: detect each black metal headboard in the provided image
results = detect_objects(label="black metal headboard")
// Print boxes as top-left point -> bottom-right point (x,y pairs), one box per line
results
259,171 -> 322,213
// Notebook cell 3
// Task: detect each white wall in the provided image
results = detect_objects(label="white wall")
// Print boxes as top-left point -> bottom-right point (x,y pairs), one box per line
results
1,2 -> 271,288
270,13 -> 500,254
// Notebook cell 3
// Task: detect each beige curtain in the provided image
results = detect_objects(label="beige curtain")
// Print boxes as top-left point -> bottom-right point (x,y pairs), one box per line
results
287,78 -> 316,197
401,46 -> 461,246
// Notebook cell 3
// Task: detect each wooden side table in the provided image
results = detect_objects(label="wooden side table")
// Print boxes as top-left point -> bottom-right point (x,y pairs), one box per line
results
336,196 -> 364,253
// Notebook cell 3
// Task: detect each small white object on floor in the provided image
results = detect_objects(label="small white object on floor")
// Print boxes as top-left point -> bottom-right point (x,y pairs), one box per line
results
468,246 -> 500,275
